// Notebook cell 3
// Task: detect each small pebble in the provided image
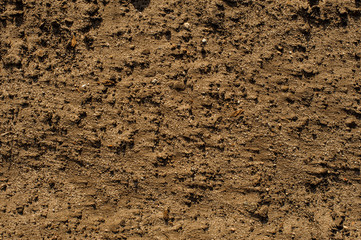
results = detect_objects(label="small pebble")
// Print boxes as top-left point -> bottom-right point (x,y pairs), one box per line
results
202,38 -> 207,44
171,81 -> 186,91
141,49 -> 150,55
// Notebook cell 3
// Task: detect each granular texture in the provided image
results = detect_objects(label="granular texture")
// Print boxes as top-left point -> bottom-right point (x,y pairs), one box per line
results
0,0 -> 361,239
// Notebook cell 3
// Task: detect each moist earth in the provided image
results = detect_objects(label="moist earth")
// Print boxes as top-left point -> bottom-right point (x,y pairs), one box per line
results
1,0 -> 361,239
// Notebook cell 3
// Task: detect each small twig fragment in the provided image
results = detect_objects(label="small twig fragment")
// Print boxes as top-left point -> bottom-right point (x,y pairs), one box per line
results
0,132 -> 11,137
230,109 -> 244,118
163,207 -> 170,224
99,80 -> 116,86
71,35 -> 77,48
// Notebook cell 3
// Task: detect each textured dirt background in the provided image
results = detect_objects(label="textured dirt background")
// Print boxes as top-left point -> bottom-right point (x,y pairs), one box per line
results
1,0 -> 361,239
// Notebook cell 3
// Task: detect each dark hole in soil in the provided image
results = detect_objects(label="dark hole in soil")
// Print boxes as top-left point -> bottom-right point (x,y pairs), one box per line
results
131,0 -> 150,12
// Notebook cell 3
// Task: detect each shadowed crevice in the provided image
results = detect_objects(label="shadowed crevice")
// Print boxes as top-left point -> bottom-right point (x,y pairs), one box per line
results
131,0 -> 150,12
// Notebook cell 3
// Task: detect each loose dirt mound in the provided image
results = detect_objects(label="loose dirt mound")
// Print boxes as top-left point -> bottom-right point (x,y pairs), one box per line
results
1,0 -> 361,239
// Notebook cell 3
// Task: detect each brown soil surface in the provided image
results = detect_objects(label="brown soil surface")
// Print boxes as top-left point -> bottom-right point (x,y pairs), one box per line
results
1,0 -> 361,239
